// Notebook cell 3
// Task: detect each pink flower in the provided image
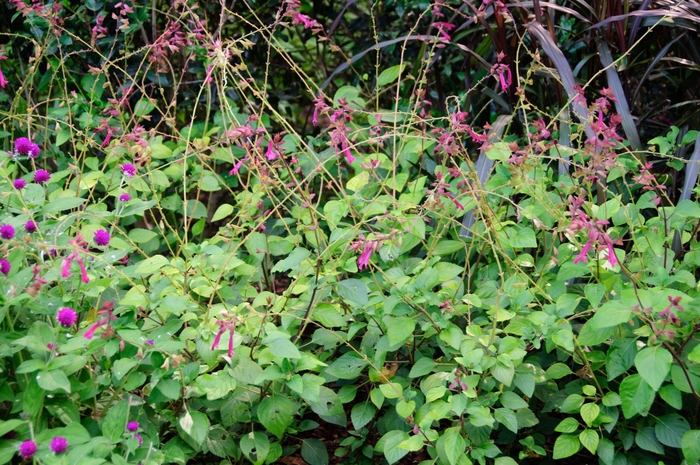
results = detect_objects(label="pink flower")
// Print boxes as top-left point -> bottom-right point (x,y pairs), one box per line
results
120,163 -> 137,178
13,179 -> 26,190
19,440 -> 36,459
0,69 -> 7,88
94,229 -> 110,246
127,421 -> 139,432
119,193 -> 131,201
34,169 -> 51,184
211,318 -> 237,357
573,239 -> 592,264
57,308 -> 77,327
0,224 -> 14,240
0,258 -> 10,275
14,137 -> 33,155
50,437 -> 68,454
24,221 -> 37,233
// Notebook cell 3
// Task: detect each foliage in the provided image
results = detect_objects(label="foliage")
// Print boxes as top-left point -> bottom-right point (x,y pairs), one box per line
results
1,1 -> 700,465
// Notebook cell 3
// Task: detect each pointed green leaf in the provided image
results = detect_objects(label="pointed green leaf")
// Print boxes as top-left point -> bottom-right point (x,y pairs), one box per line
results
553,434 -> 580,459
635,346 -> 672,391
258,395 -> 293,439
579,429 -> 599,455
580,403 -> 600,427
682,430 -> 700,465
301,438 -> 328,465
351,402 -> 375,430
620,374 -> 655,418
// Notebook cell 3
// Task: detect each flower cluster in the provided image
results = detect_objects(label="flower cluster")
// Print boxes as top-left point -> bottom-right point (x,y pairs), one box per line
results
211,314 -> 237,358
14,137 -> 41,158
57,307 -> 78,327
566,196 -> 619,267
18,437 -> 68,459
312,94 -> 357,164
61,235 -> 90,283
84,301 -> 116,339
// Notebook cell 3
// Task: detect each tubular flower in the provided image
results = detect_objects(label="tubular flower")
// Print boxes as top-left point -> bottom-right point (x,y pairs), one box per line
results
211,315 -> 237,357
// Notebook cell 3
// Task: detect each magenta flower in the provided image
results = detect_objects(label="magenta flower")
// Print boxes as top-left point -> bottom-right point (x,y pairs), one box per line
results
134,433 -> 143,447
94,229 -> 110,246
120,163 -> 136,178
0,258 -> 10,275
14,137 -> 33,155
24,221 -> 37,233
50,437 -> 68,454
573,238 -> 593,264
28,143 -> 40,158
0,224 -> 15,240
34,169 -> 51,184
19,440 -> 36,459
127,421 -> 139,432
119,193 -> 131,202
211,318 -> 237,357
13,179 -> 26,190
57,308 -> 77,327
0,69 -> 7,89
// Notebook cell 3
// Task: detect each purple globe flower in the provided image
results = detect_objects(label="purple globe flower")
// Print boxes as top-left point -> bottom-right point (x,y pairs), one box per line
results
94,229 -> 110,246
50,437 -> 68,454
14,138 -> 33,156
34,169 -> 50,184
0,224 -> 15,240
120,163 -> 137,178
126,421 -> 139,432
119,193 -> 131,202
57,308 -> 77,327
24,221 -> 37,233
18,440 -> 36,459
13,179 -> 27,190
27,143 -> 40,158
0,258 -> 10,275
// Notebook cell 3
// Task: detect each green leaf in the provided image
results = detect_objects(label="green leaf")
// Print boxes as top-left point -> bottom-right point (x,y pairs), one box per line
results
636,427 -> 664,454
240,431 -> 270,464
211,204 -> 234,222
509,227 -> 537,248
494,408 -> 518,433
659,385 -> 683,410
635,346 -> 672,391
179,411 -> 209,447
134,98 -> 155,117
325,353 -> 368,379
42,197 -> 86,213
336,279 -> 368,307
437,427 -> 466,465
560,394 -> 584,414
301,438 -> 328,465
271,247 -> 311,273
0,419 -> 26,437
555,418 -> 580,433
588,300 -> 632,329
546,363 -> 573,380
606,338 -> 636,381
553,434 -> 580,459
597,438 -> 615,465
499,391 -> 528,410
683,430 -> 700,465
655,413 -> 690,448
377,64 -> 406,86
264,335 -> 301,359
36,369 -> 71,393
102,400 -> 128,443
128,228 -> 158,244
432,240 -> 465,255
387,316 -> 415,345
376,430 -> 410,464
136,255 -> 169,274
495,458 -> 518,465
580,403 -> 600,427
396,400 -> 415,418
620,374 -> 655,418
351,402 -> 375,430
258,395 -> 293,439
579,429 -> 599,455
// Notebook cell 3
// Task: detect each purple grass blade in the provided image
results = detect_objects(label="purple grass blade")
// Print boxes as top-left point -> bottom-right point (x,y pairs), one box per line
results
597,41 -> 642,152
525,23 -> 596,141
672,133 -> 700,255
